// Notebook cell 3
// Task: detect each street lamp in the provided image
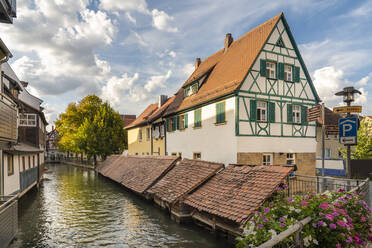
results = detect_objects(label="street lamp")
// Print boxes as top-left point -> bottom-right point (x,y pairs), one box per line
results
335,87 -> 361,106
335,86 -> 361,179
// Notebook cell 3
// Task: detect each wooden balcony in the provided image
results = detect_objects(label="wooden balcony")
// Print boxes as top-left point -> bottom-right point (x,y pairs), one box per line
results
0,95 -> 17,143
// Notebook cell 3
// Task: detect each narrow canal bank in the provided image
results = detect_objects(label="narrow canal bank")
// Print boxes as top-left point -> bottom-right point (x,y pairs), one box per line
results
10,163 -> 232,248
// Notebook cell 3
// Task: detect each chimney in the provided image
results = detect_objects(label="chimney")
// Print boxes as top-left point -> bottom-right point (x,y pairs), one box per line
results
158,95 -> 168,108
195,58 -> 201,70
224,33 -> 233,52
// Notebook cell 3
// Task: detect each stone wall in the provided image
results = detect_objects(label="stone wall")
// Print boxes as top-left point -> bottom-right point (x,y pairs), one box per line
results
237,152 -> 316,176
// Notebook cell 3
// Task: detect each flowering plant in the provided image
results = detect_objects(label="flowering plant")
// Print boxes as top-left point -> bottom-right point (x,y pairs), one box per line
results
237,186 -> 371,247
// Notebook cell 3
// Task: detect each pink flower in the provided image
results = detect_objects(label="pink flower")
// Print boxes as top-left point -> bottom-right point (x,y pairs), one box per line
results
319,202 -> 329,210
263,218 -> 269,222
281,223 -> 285,227
330,223 -> 336,229
346,236 -> 352,243
337,220 -> 346,227
361,216 -> 366,222
279,217 -> 286,222
257,224 -> 263,228
332,212 -> 339,216
301,201 -> 308,207
325,214 -> 334,221
282,185 -> 288,189
288,197 -> 293,204
264,207 -> 270,214
338,188 -> 346,192
336,243 -> 341,248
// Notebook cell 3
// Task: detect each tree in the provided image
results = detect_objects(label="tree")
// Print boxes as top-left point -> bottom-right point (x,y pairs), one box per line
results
340,117 -> 372,159
55,95 -> 127,164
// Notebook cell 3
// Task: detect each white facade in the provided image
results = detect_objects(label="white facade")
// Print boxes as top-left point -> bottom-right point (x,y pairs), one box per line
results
167,97 -> 237,165
3,153 -> 20,195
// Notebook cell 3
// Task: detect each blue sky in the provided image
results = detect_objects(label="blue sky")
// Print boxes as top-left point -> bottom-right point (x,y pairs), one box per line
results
1,0 -> 371,129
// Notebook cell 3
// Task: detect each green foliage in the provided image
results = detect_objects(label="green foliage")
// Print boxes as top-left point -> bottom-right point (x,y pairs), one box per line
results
340,118 -> 372,159
55,95 -> 126,161
237,187 -> 371,248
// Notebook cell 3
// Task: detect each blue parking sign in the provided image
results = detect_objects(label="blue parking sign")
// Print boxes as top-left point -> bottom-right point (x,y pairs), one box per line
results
339,117 -> 358,145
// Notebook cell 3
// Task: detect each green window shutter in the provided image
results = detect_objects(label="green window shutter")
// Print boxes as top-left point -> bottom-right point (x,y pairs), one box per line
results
176,116 -> 180,130
268,102 -> 276,123
216,103 -> 220,123
287,104 -> 293,123
184,114 -> 188,128
172,117 -> 176,130
221,102 -> 226,122
294,66 -> 300,82
250,100 -> 257,121
166,118 -> 169,132
260,60 -> 266,77
278,63 -> 284,80
301,106 -> 308,123
194,109 -> 201,127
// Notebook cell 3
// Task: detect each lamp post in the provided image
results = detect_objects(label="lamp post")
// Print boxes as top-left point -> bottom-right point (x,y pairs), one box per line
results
335,87 -> 361,178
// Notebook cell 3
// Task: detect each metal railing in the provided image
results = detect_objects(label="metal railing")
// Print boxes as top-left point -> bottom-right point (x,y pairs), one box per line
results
0,195 -> 18,248
287,174 -> 365,197
257,177 -> 369,248
20,167 -> 38,192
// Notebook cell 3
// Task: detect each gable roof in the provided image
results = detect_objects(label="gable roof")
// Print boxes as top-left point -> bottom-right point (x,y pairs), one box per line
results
166,13 -> 282,115
146,158 -> 224,205
183,165 -> 292,226
125,96 -> 176,129
165,12 -> 320,116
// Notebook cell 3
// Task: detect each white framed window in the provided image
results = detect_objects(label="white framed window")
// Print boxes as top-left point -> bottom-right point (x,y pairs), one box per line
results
160,125 -> 165,137
286,153 -> 295,165
257,101 -> 267,122
266,62 -> 276,79
292,105 -> 301,124
180,114 -> 186,129
325,149 -> 331,158
19,113 -> 37,127
146,128 -> 150,141
284,65 -> 293,81
263,154 -> 272,165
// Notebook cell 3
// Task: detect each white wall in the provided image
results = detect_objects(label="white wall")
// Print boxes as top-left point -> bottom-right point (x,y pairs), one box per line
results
167,96 -> 237,165
3,154 -> 20,195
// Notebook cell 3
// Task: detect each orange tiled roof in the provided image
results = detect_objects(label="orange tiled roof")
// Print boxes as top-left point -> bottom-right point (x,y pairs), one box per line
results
183,165 -> 292,225
99,155 -> 180,194
167,13 -> 282,114
146,159 -> 224,205
125,96 -> 176,129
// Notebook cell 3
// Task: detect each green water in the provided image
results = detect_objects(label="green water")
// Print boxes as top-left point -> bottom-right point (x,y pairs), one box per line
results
10,164 -> 232,248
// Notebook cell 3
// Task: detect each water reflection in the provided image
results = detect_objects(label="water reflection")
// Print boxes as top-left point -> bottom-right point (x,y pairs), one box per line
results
10,164 -> 232,248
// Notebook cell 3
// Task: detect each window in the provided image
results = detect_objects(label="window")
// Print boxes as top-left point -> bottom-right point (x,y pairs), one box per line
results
146,152 -> 149,155
184,82 -> 198,98
178,152 -> 182,158
28,156 -> 31,169
33,156 -> 35,167
286,153 -> 295,165
284,65 -> 293,81
22,156 -> 25,171
160,125 -> 165,137
139,129 -> 143,142
19,113 -> 37,127
338,151 -> 343,158
325,149 -> 331,158
146,128 -> 150,141
171,152 -> 177,156
257,101 -> 267,122
276,38 -> 285,47
7,154 -> 14,176
292,105 -> 301,124
194,109 -> 202,128
167,116 -> 179,132
216,101 -> 226,124
193,152 -> 201,160
263,154 -> 272,165
135,153 -> 138,155
167,118 -> 173,132
180,114 -> 188,130
266,61 -> 276,79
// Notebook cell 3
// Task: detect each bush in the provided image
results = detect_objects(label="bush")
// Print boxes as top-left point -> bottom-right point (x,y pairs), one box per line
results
237,186 -> 371,247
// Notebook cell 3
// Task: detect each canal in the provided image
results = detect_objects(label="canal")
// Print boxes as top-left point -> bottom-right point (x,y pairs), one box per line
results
10,164 -> 232,248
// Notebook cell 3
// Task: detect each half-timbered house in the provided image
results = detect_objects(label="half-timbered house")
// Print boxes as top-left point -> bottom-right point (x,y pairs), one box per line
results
164,13 -> 320,175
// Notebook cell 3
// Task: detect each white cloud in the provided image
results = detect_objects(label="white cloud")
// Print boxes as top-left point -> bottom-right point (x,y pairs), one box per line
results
126,12 -> 136,24
182,63 -> 194,76
169,51 -> 177,58
122,31 -> 148,47
151,9 -> 178,32
101,73 -> 140,106
144,70 -> 172,92
99,0 -> 149,14
356,75 -> 370,86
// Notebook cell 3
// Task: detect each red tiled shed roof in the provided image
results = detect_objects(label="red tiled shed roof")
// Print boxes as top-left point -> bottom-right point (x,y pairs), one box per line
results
99,155 -> 180,194
183,165 -> 293,225
146,159 -> 224,204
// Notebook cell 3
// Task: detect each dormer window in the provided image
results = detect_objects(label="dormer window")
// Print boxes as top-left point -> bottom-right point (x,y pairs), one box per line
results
276,38 -> 285,48
184,81 -> 198,98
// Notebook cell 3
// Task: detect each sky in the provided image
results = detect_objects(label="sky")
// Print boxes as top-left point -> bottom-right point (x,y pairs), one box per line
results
1,0 -> 371,130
